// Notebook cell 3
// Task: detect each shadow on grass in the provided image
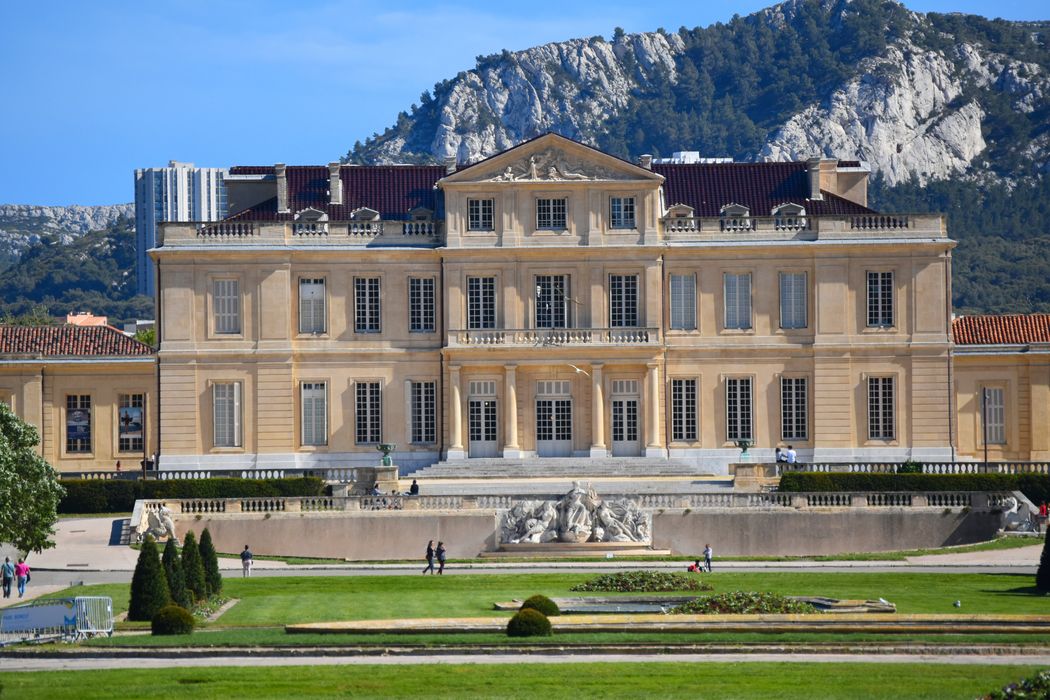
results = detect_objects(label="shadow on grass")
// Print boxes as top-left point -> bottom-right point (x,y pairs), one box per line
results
982,585 -> 1048,596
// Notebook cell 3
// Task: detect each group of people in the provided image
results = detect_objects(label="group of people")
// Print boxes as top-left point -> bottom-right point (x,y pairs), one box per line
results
422,539 -> 447,575
687,544 -> 714,574
774,446 -> 798,465
1,557 -> 30,598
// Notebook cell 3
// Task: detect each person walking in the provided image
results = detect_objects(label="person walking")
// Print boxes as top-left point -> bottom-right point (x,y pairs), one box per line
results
422,540 -> 435,575
703,544 -> 713,573
1,557 -> 14,598
436,541 -> 447,575
14,559 -> 30,598
240,545 -> 253,577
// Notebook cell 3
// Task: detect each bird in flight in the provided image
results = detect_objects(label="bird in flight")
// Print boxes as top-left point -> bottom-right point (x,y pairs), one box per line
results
568,364 -> 590,377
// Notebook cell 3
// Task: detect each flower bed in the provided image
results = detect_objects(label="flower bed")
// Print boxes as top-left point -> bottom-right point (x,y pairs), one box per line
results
983,669 -> 1050,699
570,570 -> 712,593
668,591 -> 817,614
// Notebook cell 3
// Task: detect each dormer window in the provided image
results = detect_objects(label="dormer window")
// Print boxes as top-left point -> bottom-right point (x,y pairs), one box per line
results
772,202 -> 807,231
665,204 -> 697,233
408,206 -> 433,222
350,207 -> 380,221
349,207 -> 382,236
405,207 -> 435,236
293,207 -> 328,235
720,203 -> 752,232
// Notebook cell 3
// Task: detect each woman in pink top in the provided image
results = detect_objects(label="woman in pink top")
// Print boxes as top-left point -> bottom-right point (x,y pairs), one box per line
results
14,559 -> 29,598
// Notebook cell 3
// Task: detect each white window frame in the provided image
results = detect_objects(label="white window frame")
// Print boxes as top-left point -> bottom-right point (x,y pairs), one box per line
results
669,273 -> 697,331
467,198 -> 494,231
411,381 -> 437,444
354,276 -> 381,333
298,277 -> 326,335
609,274 -> 639,328
982,386 -> 1006,446
867,271 -> 894,327
725,377 -> 753,442
535,275 -> 569,329
300,381 -> 328,447
610,196 -> 636,229
355,381 -> 382,445
213,382 -> 242,448
536,197 -> 567,230
671,378 -> 698,442
213,278 -> 241,335
779,272 -> 807,330
867,376 -> 895,441
467,276 -> 496,330
724,273 -> 752,330
409,277 -> 436,333
780,376 -> 808,441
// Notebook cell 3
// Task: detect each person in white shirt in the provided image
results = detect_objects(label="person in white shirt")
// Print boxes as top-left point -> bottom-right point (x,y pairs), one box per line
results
786,446 -> 797,465
703,544 -> 713,573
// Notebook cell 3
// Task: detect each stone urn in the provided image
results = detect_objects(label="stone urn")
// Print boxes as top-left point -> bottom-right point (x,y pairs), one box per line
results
735,438 -> 753,462
377,443 -> 396,467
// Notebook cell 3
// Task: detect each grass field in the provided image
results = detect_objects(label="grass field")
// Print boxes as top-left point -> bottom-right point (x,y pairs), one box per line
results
1,662 -> 1044,699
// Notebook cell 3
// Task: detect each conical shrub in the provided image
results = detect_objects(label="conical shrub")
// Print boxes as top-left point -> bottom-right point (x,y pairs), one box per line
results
199,528 -> 223,597
181,531 -> 208,602
128,536 -> 171,621
1037,535 -> 1050,593
162,537 -> 192,609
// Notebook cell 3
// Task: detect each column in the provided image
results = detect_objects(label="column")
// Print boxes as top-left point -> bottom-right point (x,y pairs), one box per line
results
645,362 -> 664,458
590,363 -> 607,458
447,365 -> 465,460
503,364 -> 522,458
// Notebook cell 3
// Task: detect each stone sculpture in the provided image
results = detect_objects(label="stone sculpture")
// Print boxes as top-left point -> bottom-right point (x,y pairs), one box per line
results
482,149 -> 620,182
500,482 -> 650,544
140,503 -> 179,544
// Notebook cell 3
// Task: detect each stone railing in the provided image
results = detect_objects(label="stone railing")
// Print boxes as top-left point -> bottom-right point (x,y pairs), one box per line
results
196,221 -> 254,237
788,462 -> 1050,475
661,214 -> 943,241
451,327 -> 659,347
161,221 -> 443,247
292,222 -> 328,236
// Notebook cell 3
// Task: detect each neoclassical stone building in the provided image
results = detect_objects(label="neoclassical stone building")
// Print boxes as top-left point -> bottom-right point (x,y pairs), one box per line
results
151,134 -> 960,474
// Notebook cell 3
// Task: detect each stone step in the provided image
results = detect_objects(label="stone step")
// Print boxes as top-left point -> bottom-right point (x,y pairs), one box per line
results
399,477 -> 734,497
411,457 -> 711,480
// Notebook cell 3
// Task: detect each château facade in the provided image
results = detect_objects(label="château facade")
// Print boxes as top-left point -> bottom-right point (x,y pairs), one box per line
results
151,134 -> 958,473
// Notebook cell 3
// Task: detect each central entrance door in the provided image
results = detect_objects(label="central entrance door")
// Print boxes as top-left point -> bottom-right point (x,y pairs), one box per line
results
468,381 -> 498,458
611,380 -> 641,456
536,380 -> 572,457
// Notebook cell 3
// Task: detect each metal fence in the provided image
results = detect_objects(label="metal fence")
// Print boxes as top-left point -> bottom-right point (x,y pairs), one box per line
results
0,596 -> 113,646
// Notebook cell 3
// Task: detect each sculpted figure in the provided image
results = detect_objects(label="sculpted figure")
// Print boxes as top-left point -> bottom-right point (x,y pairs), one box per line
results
556,482 -> 593,543
141,503 -> 179,544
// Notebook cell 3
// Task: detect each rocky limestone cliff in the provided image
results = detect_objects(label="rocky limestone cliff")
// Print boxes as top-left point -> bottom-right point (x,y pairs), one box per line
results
0,203 -> 134,261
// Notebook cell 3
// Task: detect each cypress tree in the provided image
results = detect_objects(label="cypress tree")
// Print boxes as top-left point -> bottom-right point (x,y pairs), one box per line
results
198,528 -> 223,597
1037,535 -> 1050,593
128,536 -> 170,621
161,537 -> 192,609
181,531 -> 208,602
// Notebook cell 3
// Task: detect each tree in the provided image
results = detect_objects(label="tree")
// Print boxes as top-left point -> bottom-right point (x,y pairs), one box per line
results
180,531 -> 208,602
133,327 -> 156,348
128,536 -> 170,621
0,403 -> 65,553
1037,535 -> 1050,593
198,528 -> 223,597
161,537 -> 191,609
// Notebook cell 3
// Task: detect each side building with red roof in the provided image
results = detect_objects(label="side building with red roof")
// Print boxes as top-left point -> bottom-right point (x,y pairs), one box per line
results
0,324 -> 156,473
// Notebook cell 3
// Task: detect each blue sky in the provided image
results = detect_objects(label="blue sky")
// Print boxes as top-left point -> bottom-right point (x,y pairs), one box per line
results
0,1 -> 1045,206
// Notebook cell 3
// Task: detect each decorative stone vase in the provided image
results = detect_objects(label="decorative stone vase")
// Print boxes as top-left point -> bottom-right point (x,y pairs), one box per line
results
377,443 -> 396,467
735,438 -> 753,462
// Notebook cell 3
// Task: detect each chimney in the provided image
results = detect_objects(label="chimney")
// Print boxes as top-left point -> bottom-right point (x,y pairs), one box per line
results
328,163 -> 342,205
806,157 -> 823,201
275,163 -> 289,213
639,154 -> 653,170
444,156 -> 457,174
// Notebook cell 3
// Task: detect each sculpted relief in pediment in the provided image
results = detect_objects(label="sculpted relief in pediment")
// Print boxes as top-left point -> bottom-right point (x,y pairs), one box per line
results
481,149 -> 624,183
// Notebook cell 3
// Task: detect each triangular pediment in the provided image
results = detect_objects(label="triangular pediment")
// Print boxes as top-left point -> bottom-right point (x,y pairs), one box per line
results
439,133 -> 664,186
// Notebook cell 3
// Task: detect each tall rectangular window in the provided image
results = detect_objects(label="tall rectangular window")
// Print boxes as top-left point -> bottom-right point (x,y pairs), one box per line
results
535,275 -> 569,328
610,197 -> 636,229
409,278 -> 435,333
867,376 -> 895,440
724,273 -> 752,330
468,198 -> 494,231
867,271 -> 894,327
411,381 -> 436,444
669,274 -> 697,330
779,272 -> 807,329
726,377 -> 753,441
355,381 -> 382,444
301,382 -> 327,447
536,198 -> 567,230
213,279 -> 240,334
213,382 -> 242,448
671,379 -> 698,442
609,274 -> 638,327
66,394 -> 92,453
983,387 -> 1006,445
780,377 -> 808,441
118,393 -> 145,453
298,278 -> 326,334
467,277 -> 496,329
354,277 -> 381,333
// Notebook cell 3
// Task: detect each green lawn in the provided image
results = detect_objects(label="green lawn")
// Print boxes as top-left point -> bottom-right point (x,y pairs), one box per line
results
0,662 -> 1044,699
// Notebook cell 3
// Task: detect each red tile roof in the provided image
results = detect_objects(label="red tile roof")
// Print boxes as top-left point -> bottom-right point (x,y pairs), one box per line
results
952,314 -> 1050,345
653,162 -> 875,217
0,325 -> 155,357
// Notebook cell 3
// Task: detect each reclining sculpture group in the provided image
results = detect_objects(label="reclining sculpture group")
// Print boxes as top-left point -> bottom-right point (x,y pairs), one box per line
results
500,482 -> 651,544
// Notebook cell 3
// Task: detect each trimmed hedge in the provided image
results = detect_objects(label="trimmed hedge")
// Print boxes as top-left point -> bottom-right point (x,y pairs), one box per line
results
507,608 -> 552,637
520,594 -> 560,617
151,605 -> 195,636
778,472 -> 1050,504
59,477 -> 327,514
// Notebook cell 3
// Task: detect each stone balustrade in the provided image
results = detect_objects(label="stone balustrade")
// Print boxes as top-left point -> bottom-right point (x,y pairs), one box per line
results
787,461 -> 1050,475
661,213 -> 942,241
451,327 -> 658,347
